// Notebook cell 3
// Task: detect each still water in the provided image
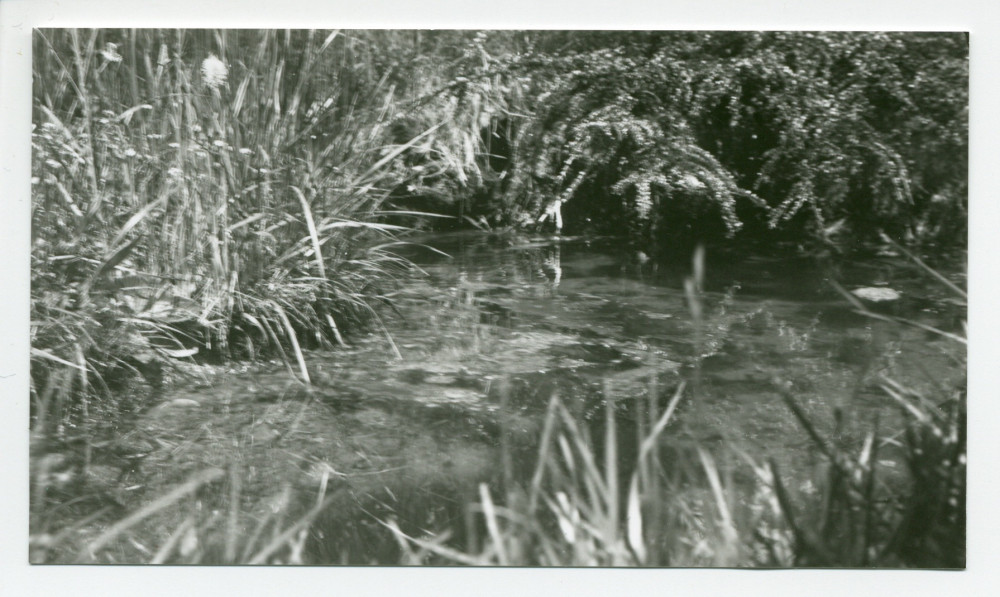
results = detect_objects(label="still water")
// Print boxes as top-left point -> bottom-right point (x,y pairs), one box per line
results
133,232 -> 965,563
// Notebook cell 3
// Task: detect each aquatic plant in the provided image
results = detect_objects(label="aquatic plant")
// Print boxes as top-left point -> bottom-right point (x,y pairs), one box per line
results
767,248 -> 966,567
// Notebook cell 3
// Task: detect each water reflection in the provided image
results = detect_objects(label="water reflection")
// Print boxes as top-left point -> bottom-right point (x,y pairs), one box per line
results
541,244 -> 562,289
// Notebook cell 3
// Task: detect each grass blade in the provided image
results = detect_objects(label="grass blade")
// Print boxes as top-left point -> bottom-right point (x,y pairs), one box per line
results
879,231 -> 966,300
352,120 -> 445,188
76,467 -> 225,563
271,301 -> 311,384
292,186 -> 326,280
479,483 -> 508,565
246,491 -> 340,565
150,515 -> 197,564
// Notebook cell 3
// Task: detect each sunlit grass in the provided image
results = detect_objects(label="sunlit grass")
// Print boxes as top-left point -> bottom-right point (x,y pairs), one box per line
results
30,28 -> 439,447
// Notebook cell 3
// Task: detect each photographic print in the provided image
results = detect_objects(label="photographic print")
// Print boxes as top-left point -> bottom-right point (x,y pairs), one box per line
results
28,28 -> 967,567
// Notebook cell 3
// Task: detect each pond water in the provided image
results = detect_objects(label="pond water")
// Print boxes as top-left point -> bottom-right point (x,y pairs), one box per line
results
382,232 -> 964,441
88,232 -> 965,564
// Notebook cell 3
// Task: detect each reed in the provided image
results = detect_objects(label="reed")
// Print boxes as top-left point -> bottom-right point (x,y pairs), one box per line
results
384,378 -> 763,566
30,29 -> 460,559
30,29 -> 440,449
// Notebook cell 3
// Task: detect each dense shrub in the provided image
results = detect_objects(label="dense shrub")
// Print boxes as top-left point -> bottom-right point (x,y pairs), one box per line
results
426,32 -> 968,253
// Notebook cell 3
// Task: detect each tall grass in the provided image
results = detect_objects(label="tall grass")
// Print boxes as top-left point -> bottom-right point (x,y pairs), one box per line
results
32,462 -> 345,565
30,29 -> 445,443
383,376 -> 785,566
29,29 -> 479,555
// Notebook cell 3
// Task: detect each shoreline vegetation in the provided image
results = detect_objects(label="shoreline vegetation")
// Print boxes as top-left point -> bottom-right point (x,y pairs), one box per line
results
30,30 -> 966,566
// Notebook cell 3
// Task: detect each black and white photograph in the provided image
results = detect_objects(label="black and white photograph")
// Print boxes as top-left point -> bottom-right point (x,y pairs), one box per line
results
2,0 -> 997,593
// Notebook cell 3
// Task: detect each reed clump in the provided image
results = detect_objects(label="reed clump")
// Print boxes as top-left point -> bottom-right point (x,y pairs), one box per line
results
29,29 -> 453,557
31,29 -> 438,447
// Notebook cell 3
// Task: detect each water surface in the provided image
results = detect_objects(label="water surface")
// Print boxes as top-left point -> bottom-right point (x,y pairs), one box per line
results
108,232 -> 965,563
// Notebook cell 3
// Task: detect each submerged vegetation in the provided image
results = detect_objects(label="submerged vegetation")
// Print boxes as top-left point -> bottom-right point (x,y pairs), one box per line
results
383,246 -> 966,568
30,29 -> 966,567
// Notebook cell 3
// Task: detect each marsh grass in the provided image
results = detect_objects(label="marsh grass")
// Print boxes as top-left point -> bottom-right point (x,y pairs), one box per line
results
30,30 -> 454,455
382,375 -> 788,567
29,29 -> 476,560
34,465 -> 344,565
30,30 -> 536,454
